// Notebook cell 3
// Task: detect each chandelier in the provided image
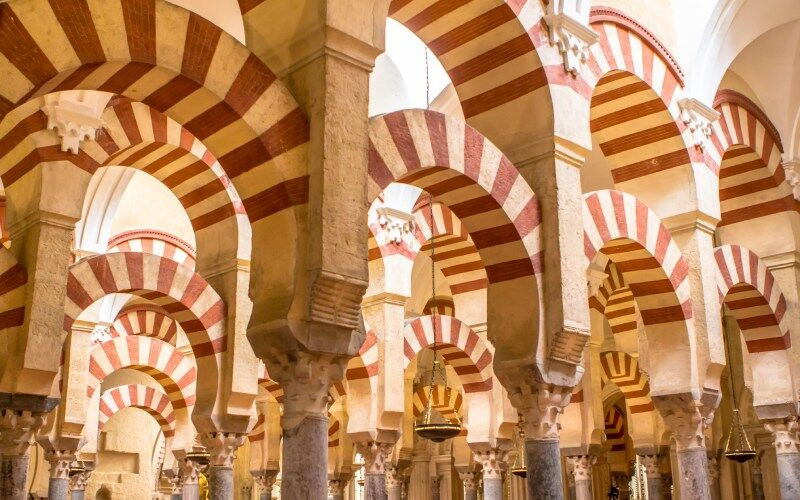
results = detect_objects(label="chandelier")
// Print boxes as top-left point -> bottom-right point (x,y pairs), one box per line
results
510,424 -> 527,478
413,196 -> 462,443
722,330 -> 756,463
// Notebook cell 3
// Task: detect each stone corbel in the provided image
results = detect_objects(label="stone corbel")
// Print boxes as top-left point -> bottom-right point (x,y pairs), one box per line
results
782,159 -> 800,201
678,98 -> 720,151
376,206 -> 416,247
309,270 -> 366,332
543,7 -> 599,77
41,91 -> 108,154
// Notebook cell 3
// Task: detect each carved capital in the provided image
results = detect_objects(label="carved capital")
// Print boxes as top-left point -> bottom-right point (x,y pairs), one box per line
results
45,450 -> 75,480
355,441 -> 394,475
180,458 -> 201,485
267,351 -> 347,428
473,448 -> 508,480
707,456 -> 719,481
385,464 -> 404,488
543,8 -> 599,77
0,409 -> 45,456
69,470 -> 90,492
309,270 -> 367,331
566,455 -> 596,481
376,206 -> 417,247
549,323 -> 591,365
638,454 -> 661,478
783,160 -> 800,201
41,91 -> 107,154
586,263 -> 609,298
653,394 -> 715,451
328,475 -> 350,495
764,417 -> 800,455
505,379 -> 572,440
678,98 -> 720,151
251,469 -> 279,492
459,471 -> 480,491
201,432 -> 245,468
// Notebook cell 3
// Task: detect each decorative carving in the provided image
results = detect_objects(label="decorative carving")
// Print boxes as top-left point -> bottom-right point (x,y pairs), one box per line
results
90,323 -> 112,345
473,449 -> 508,480
567,455 -> 596,481
376,206 -> 416,246
639,455 -> 661,478
783,160 -> 800,201
328,476 -> 349,496
652,394 -> 715,451
355,441 -> 394,475
549,322 -> 591,365
41,91 -> 106,154
505,380 -> 572,440
309,271 -> 366,330
678,98 -> 720,151
267,351 -> 347,428
45,450 -> 74,480
201,432 -> 245,468
764,417 -> 800,455
385,464 -> 404,489
707,456 -> 719,481
459,470 -> 480,491
0,409 -> 45,456
543,4 -> 599,76
69,469 -> 90,492
180,458 -> 201,485
586,264 -> 609,298
251,469 -> 279,492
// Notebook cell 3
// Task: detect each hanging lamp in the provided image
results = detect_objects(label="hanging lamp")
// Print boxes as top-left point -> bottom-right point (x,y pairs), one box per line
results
413,196 -> 462,443
510,424 -> 527,478
722,330 -> 756,463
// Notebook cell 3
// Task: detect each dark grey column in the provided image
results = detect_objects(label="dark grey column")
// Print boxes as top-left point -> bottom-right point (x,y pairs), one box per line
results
356,441 -> 394,500
46,451 -> 74,500
207,465 -> 234,500
282,415 -> 329,499
0,456 -> 29,500
526,439 -> 564,499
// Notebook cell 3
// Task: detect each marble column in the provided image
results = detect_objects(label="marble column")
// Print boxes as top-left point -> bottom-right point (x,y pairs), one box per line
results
202,432 -> 245,500
765,417 -> 800,499
356,441 -> 394,500
328,475 -> 349,500
0,410 -> 46,500
566,455 -> 595,500
459,471 -> 479,500
654,395 -> 714,499
386,464 -> 403,500
180,458 -> 201,500
251,469 -> 278,500
46,450 -> 73,500
639,455 -> 663,500
473,449 -> 507,500
750,454 -> 765,500
525,439 -> 563,499
431,476 -> 440,500
707,456 -> 720,500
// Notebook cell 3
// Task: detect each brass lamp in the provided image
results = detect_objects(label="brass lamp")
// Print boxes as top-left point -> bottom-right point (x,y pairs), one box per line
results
510,425 -> 527,478
722,330 -> 756,463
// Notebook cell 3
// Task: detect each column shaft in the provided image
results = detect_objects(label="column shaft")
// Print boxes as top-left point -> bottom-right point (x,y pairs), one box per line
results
282,415 -> 328,499
365,473 -> 387,500
675,448 -> 711,499
751,465 -> 765,500
526,440 -> 563,499
182,483 -> 199,500
776,453 -> 800,499
208,466 -> 234,500
0,456 -> 29,500
483,477 -> 503,500
72,491 -> 86,500
573,479 -> 591,500
647,476 -> 663,500
48,477 -> 69,500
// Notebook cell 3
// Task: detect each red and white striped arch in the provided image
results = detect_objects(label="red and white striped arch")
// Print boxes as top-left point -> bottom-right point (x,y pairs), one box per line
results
328,416 -> 341,449
585,8 -> 702,185
604,406 -> 627,464
583,190 -> 692,328
403,315 -> 492,393
110,304 -> 179,345
65,252 -> 226,358
600,351 -> 653,414
713,245 -> 791,353
0,0 -> 309,228
590,262 -> 638,337
108,230 -> 196,270
88,336 -> 196,409
0,247 -> 27,332
248,413 -> 265,443
708,90 -> 797,227
98,383 -> 176,438
369,108 -> 542,301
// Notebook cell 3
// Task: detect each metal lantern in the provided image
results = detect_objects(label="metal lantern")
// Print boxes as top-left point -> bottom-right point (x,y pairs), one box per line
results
510,426 -> 527,478
413,195 -> 462,443
724,408 -> 757,463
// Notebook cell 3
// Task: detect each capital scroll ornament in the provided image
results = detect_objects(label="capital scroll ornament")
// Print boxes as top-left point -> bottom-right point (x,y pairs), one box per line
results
385,464 -> 404,488
543,4 -> 599,77
328,477 -> 349,496
45,450 -> 75,480
459,471 -> 480,491
505,380 -> 572,440
180,458 -> 201,485
251,469 -> 279,492
473,449 -> 508,480
764,417 -> 800,455
566,455 -> 596,481
201,432 -> 245,468
69,470 -> 91,492
653,394 -> 715,451
355,441 -> 394,475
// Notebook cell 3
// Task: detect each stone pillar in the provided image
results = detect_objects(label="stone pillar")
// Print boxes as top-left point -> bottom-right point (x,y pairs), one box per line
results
0,409 -> 46,500
765,417 -> 800,499
639,455 -> 663,500
653,394 -> 714,499
431,476 -> 440,500
566,455 -> 595,500
68,468 -> 90,500
386,464 -> 403,500
251,469 -> 278,500
707,456 -> 720,500
180,458 -> 201,500
202,432 -> 245,500
459,471 -> 479,500
356,441 -> 394,500
328,476 -> 349,500
45,450 -> 73,500
473,449 -> 507,500
750,454 -> 765,500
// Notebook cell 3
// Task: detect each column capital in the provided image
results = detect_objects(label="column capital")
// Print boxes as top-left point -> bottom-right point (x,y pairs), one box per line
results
180,458 -> 202,486
355,441 -> 394,475
566,455 -> 596,481
653,394 -> 715,451
251,468 -> 279,492
638,454 -> 661,478
459,470 -> 480,491
200,431 -> 245,468
503,380 -> 572,440
44,449 -> 75,480
707,456 -> 720,481
41,90 -> 108,154
543,4 -> 599,77
677,98 -> 720,151
68,469 -> 90,492
0,409 -> 46,457
385,463 -> 404,488
327,473 -> 350,495
783,159 -> 800,201
473,448 -> 509,480
764,417 -> 800,454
